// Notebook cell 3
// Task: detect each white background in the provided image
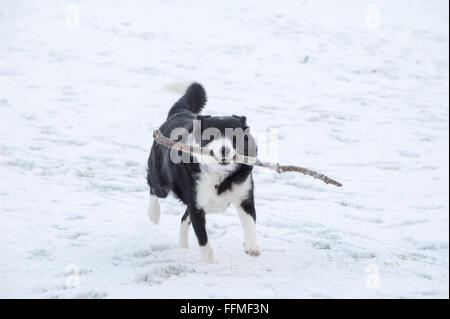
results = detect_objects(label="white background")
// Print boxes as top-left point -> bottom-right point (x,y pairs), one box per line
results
0,0 -> 448,298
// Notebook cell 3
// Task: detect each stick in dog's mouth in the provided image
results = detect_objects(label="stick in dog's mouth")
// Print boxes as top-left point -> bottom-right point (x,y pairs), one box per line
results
153,130 -> 343,187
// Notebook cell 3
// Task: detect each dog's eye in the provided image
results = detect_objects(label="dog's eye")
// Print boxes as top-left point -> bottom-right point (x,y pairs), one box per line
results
209,150 -> 214,157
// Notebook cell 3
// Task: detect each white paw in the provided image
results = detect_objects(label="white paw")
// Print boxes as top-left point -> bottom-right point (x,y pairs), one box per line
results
244,243 -> 260,256
147,195 -> 161,225
245,248 -> 261,256
200,243 -> 217,263
149,214 -> 160,225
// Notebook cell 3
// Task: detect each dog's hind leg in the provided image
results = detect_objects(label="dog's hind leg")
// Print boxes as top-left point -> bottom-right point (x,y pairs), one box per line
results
179,208 -> 190,248
147,192 -> 161,224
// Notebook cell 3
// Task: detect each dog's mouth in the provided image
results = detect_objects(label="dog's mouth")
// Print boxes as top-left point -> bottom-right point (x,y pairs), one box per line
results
218,153 -> 238,166
208,149 -> 235,166
219,158 -> 231,165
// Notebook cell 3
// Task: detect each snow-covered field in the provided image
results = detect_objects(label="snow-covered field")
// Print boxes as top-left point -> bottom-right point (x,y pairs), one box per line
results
0,0 -> 448,298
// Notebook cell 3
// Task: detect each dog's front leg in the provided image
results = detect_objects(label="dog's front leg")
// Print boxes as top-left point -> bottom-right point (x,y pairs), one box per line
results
234,197 -> 260,256
190,208 -> 216,263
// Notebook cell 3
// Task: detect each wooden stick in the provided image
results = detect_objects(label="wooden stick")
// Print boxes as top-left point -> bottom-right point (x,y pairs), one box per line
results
153,130 -> 342,187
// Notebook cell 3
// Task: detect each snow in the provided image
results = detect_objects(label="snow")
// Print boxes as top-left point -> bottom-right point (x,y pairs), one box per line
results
0,0 -> 448,298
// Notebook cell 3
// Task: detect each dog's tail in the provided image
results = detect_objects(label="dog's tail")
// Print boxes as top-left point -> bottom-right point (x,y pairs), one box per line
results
184,83 -> 207,114
167,82 -> 207,118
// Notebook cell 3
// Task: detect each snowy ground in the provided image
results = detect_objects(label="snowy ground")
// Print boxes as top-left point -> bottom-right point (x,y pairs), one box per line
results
0,0 -> 448,298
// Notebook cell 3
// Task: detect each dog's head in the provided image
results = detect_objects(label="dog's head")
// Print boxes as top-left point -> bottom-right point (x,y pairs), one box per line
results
194,114 -> 256,172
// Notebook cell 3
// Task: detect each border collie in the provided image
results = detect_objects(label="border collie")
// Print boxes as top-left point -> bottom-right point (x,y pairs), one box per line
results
146,83 -> 259,263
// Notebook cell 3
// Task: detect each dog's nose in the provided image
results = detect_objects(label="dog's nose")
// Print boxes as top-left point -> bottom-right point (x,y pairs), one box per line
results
221,146 -> 230,158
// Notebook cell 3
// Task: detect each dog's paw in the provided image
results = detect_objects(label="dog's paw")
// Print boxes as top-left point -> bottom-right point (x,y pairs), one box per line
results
200,243 -> 217,263
244,244 -> 261,256
149,214 -> 160,225
148,210 -> 160,225
245,248 -> 261,256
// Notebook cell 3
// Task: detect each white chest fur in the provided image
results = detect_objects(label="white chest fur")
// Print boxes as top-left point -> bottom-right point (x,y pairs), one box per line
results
195,168 -> 251,213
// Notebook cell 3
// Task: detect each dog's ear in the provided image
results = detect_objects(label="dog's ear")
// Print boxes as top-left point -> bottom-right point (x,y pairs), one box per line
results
232,115 -> 248,129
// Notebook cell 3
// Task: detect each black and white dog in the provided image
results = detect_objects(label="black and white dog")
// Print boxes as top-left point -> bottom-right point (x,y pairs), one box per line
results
147,83 -> 259,263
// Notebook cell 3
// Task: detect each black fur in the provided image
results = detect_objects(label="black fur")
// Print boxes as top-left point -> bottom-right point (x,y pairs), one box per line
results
167,82 -> 206,118
147,83 -> 256,249
240,181 -> 256,222
216,164 -> 253,195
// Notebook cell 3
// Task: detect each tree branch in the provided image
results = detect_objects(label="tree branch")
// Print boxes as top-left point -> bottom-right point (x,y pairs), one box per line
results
153,130 -> 342,187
